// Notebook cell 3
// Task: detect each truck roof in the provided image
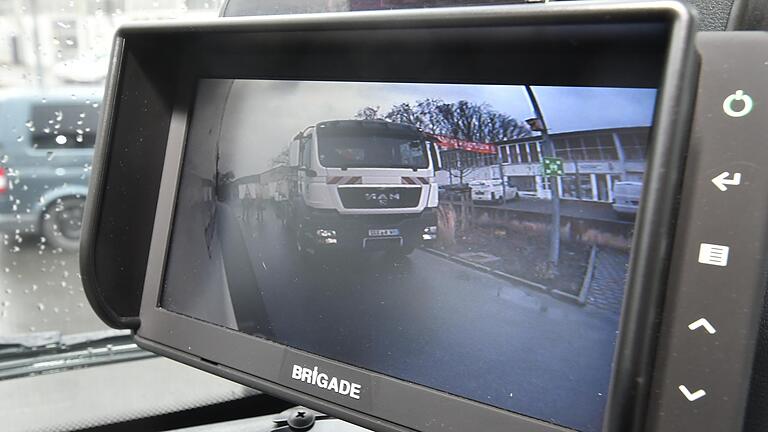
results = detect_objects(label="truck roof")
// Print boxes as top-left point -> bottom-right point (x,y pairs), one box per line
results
316,119 -> 422,134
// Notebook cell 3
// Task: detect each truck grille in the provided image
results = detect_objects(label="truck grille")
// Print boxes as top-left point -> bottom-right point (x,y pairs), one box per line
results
338,187 -> 421,209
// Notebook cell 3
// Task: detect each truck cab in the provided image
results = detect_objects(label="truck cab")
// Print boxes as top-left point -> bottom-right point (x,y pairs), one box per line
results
288,120 -> 442,256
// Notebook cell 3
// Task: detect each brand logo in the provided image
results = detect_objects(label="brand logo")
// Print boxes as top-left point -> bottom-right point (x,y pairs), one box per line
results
291,365 -> 362,400
364,192 -> 400,206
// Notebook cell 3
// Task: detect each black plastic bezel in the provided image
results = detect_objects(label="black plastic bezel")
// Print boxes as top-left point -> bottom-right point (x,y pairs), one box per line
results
80,2 -> 697,432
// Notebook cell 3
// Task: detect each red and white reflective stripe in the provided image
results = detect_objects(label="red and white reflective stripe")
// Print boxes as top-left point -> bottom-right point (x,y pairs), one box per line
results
327,176 -> 362,185
401,177 -> 430,185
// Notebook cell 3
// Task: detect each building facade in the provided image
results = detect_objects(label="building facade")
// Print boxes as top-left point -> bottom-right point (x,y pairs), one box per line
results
437,126 -> 650,203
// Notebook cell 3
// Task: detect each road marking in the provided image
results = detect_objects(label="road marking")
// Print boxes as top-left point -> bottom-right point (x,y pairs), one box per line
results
688,318 -> 716,334
679,385 -> 707,402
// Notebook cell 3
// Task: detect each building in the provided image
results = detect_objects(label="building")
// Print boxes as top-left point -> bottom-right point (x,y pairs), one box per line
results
437,126 -> 650,204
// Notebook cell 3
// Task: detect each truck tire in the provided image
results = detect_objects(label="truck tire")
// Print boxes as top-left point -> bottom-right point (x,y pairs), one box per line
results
41,196 -> 85,252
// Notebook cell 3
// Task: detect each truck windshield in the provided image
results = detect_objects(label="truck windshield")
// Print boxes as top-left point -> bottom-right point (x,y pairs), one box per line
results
316,128 -> 429,169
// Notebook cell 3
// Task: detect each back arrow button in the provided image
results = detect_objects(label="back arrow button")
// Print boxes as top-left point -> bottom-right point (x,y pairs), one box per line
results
712,171 -> 742,191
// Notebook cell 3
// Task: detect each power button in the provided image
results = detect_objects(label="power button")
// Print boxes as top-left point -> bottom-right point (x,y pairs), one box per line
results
723,90 -> 754,118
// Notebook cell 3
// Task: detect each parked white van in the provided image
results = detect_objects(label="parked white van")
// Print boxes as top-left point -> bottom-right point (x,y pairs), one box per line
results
612,181 -> 643,217
469,179 -> 518,204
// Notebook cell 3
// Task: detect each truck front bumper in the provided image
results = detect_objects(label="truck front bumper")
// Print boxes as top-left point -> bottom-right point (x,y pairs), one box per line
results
298,208 -> 438,253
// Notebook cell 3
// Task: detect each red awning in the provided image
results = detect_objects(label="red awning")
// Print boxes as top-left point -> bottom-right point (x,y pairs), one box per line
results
428,134 -> 497,155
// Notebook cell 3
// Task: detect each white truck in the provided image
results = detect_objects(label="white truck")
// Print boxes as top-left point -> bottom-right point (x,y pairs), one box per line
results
288,120 -> 442,257
469,179 -> 518,204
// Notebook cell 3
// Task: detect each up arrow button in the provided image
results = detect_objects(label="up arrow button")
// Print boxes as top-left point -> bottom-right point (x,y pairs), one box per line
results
688,318 -> 717,334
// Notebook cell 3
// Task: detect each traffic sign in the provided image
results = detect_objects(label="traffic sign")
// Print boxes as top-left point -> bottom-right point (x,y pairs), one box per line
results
542,157 -> 564,176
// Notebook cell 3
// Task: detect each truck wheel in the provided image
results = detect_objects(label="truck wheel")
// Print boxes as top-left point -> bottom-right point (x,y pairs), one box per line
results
41,196 -> 85,252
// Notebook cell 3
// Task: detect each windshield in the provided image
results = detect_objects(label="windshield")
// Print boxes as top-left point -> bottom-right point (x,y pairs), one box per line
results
0,1 -> 222,363
317,127 -> 429,169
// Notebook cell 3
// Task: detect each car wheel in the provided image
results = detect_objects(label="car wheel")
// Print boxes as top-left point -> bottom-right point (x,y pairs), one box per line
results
41,196 -> 85,252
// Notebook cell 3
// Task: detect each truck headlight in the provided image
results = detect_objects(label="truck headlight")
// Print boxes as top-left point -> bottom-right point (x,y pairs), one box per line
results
315,229 -> 338,244
422,225 -> 438,241
316,229 -> 336,238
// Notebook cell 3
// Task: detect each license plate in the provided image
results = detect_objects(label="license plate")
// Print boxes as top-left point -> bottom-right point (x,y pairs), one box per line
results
368,229 -> 400,237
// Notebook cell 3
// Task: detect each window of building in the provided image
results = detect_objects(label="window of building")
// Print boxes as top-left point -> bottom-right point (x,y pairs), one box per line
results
619,131 -> 649,161
554,138 -> 569,159
597,134 -> 618,160
519,143 -> 529,162
530,141 -> 541,163
582,135 -> 603,160
560,175 -> 578,198
507,175 -> 537,192
510,144 -> 519,164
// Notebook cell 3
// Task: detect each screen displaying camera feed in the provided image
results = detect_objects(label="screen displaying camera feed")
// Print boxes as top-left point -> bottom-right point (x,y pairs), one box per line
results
162,78 -> 656,432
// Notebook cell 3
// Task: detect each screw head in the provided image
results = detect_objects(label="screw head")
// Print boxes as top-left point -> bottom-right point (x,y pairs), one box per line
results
286,407 -> 316,430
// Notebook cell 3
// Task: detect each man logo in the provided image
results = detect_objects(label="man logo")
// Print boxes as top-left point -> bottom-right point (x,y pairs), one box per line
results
364,192 -> 400,207
291,365 -> 362,400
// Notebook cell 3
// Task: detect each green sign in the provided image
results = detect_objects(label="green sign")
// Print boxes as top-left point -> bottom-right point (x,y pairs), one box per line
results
542,157 -> 564,176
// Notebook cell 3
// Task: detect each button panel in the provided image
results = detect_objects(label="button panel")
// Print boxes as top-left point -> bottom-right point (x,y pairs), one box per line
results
647,32 -> 768,432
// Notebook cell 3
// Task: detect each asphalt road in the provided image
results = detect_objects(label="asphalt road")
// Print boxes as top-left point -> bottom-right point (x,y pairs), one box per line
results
0,241 -> 107,336
227,203 -> 620,432
0,201 -> 622,432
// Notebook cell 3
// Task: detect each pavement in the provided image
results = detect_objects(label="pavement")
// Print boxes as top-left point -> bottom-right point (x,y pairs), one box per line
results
223,202 -> 621,432
587,248 -> 630,315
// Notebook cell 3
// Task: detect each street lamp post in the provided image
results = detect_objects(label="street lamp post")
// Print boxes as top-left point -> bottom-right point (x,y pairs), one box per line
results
525,85 -> 560,276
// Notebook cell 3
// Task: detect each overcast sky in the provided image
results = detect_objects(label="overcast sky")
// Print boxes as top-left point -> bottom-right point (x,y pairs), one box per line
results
211,79 -> 657,177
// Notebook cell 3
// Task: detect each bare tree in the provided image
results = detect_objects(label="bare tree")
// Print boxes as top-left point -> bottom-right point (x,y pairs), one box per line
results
357,98 -> 531,185
358,98 -> 531,143
356,105 -> 382,120
270,146 -> 290,167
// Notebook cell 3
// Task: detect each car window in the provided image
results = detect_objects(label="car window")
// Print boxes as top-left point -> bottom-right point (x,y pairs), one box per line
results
0,1 -> 223,345
30,102 -> 99,149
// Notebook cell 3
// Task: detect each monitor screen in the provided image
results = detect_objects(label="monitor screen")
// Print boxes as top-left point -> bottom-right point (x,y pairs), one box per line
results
161,78 -> 656,432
